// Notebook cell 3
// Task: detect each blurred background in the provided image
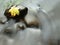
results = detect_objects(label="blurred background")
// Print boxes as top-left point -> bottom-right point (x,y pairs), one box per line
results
0,0 -> 60,45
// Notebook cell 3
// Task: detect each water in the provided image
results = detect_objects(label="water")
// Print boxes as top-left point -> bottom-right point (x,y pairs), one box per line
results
0,0 -> 60,45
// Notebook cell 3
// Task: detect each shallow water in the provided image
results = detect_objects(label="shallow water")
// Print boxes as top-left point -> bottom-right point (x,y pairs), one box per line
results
0,0 -> 60,45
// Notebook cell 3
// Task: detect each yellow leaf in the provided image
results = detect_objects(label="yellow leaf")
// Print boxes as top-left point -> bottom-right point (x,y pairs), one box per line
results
9,6 -> 19,17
